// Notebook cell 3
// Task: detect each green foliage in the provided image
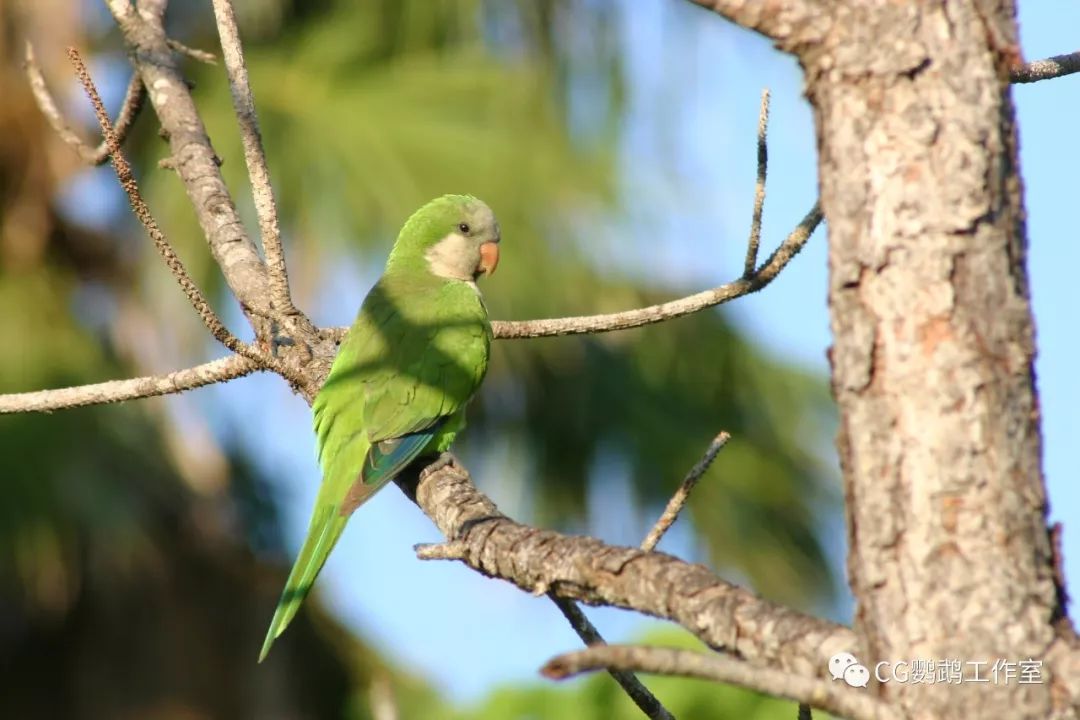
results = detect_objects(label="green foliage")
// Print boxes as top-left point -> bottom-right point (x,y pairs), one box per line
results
0,270 -> 170,614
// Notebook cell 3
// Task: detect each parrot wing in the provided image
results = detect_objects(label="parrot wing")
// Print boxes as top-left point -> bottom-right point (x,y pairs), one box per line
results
259,280 -> 488,661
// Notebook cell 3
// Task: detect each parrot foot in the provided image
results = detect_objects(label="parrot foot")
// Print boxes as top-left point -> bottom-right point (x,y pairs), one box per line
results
419,451 -> 461,481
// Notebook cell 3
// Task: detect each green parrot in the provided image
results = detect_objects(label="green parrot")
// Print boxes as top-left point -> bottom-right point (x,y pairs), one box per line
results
259,194 -> 501,661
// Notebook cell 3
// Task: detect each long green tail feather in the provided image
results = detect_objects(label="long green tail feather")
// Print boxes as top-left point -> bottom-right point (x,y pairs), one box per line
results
258,505 -> 350,662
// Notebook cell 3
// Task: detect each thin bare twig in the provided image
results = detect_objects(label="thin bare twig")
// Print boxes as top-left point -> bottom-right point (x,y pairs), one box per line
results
744,88 -> 769,277
491,202 -> 821,339
25,42 -> 145,166
67,47 -> 230,343
548,595 -> 673,720
0,355 -> 258,414
66,47 -> 308,391
104,0 -> 276,327
641,432 -> 730,552
209,0 -> 296,317
167,38 -> 217,65
541,645 -> 900,720
1011,51 -> 1080,84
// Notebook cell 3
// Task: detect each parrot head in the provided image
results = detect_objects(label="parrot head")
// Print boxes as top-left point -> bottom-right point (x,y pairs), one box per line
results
388,194 -> 501,282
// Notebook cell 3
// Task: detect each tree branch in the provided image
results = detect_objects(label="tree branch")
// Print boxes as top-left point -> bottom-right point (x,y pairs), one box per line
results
67,47 -> 312,393
682,0 -> 829,49
1011,51 -> 1080,84
0,355 -> 257,414
541,645 -> 900,720
689,1 -> 1077,86
548,596 -> 673,720
209,0 -> 297,317
490,201 -> 822,339
166,38 -> 217,65
104,0 -> 273,321
402,459 -> 855,681
4,190 -> 819,413
641,432 -> 730,552
24,42 -> 145,166
67,48 -> 230,343
743,89 -> 769,277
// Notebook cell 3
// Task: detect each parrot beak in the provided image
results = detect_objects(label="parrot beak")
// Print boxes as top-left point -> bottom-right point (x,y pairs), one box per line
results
478,241 -> 500,277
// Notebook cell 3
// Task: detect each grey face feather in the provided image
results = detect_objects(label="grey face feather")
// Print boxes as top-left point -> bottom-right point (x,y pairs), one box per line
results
425,231 -> 479,282
425,199 -> 501,282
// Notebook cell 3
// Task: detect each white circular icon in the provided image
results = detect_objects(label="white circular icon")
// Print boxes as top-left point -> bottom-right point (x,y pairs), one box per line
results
843,663 -> 870,688
829,652 -> 858,680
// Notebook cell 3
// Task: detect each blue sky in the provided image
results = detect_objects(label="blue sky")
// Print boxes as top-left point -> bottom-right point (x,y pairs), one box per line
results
58,0 -> 1080,704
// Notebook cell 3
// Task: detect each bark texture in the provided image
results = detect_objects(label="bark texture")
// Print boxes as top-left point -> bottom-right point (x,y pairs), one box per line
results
111,0 -> 269,319
397,463 -> 856,679
800,2 -> 1069,717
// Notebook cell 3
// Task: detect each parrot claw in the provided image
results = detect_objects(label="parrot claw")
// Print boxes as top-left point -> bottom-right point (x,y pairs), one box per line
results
419,451 -> 460,481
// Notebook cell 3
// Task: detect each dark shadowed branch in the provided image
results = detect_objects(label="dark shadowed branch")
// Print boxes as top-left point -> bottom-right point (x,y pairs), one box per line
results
548,596 -> 673,720
1011,51 -> 1080,83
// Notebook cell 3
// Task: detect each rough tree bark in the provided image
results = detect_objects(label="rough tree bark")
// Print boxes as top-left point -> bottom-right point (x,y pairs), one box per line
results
690,0 -> 1079,717
787,1 -> 1072,718
812,5 -> 1062,720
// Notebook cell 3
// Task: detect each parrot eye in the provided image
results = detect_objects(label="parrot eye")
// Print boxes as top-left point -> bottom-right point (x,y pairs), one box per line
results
458,222 -> 470,233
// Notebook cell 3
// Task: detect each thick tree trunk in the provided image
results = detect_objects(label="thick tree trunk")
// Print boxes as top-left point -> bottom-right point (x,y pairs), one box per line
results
807,2 -> 1065,717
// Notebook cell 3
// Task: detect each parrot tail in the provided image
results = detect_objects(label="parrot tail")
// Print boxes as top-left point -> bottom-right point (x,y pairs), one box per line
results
258,505 -> 349,662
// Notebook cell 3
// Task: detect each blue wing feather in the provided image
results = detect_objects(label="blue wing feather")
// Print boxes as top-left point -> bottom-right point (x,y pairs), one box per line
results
363,419 -> 446,486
